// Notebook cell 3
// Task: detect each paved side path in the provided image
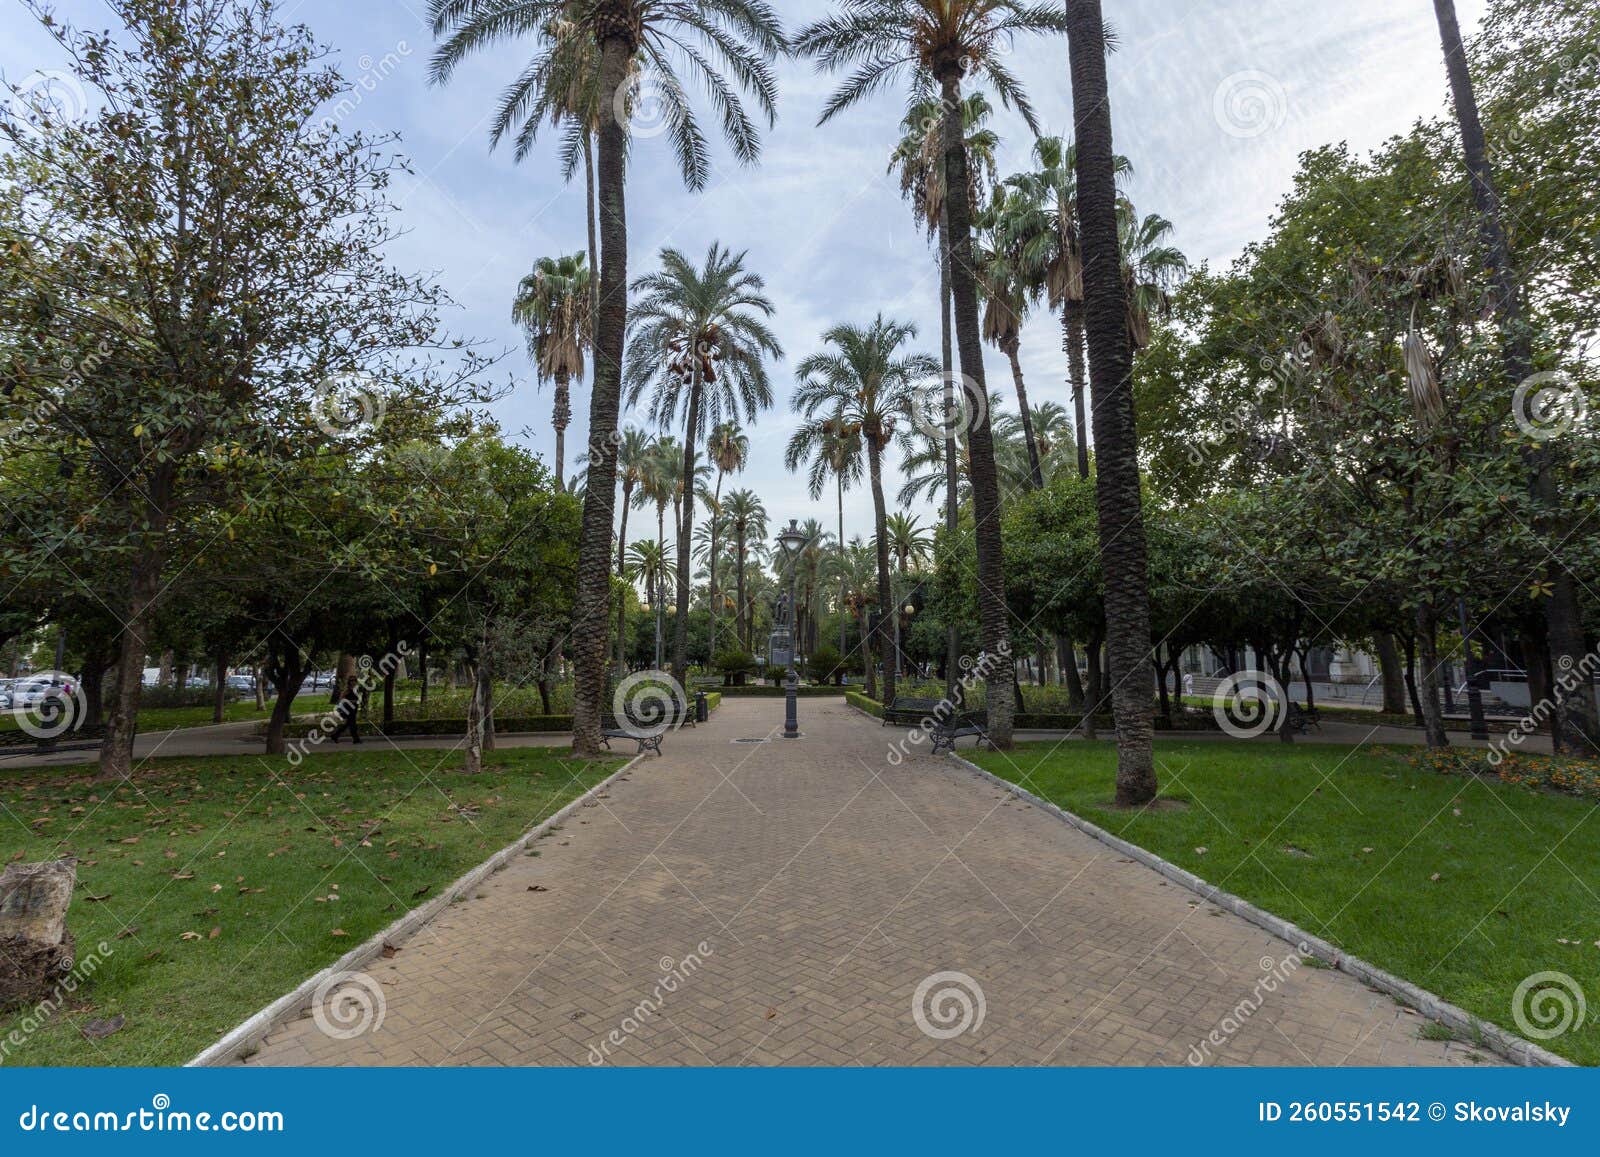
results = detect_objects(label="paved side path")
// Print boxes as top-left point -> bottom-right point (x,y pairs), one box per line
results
245,698 -> 1487,1066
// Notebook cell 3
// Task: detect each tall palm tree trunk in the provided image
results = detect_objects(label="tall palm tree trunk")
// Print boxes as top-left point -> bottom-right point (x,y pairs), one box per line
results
736,539 -> 748,652
1064,303 -> 1090,478
1067,0 -> 1157,805
709,474 -> 724,659
585,129 -> 599,322
936,63 -> 1014,745
1434,0 -> 1596,752
614,485 -> 632,672
571,35 -> 634,757
673,370 -> 702,686
836,472 -> 847,657
1002,333 -> 1043,487
939,206 -> 962,703
552,370 -> 570,490
867,438 -> 896,708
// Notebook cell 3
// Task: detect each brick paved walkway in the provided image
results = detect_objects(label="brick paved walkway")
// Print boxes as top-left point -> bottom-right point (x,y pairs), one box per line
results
244,697 -> 1490,1067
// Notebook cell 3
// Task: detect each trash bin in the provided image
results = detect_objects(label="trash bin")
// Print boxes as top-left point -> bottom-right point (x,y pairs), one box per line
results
695,691 -> 708,724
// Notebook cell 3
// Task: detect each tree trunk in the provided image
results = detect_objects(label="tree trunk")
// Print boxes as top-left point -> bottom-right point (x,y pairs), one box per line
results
1402,632 -> 1424,725
1064,304 -> 1090,479
836,473 -> 847,657
585,128 -> 599,323
212,648 -> 227,724
1415,605 -> 1451,748
1083,633 -> 1102,740
253,661 -> 266,711
937,64 -> 1014,746
570,33 -> 634,757
867,437 -> 896,709
97,558 -> 160,781
736,541 -> 748,652
1060,635 -> 1084,710
552,371 -> 570,491
1435,0 -> 1597,753
263,649 -> 307,757
478,634 -> 496,752
673,369 -> 702,688
710,473 -> 723,660
1067,0 -> 1157,804
938,208 -> 963,705
464,653 -> 484,775
1374,631 -> 1407,714
616,483 -> 632,674
1002,333 -> 1043,487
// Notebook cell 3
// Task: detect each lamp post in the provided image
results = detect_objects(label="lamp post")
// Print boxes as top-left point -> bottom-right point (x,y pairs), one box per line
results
774,518 -> 809,739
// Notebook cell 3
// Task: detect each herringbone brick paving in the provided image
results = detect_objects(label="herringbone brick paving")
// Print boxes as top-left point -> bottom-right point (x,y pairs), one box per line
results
244,697 -> 1490,1066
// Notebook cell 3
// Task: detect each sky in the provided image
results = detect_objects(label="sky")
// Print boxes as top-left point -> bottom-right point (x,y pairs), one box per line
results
1,0 -> 1489,550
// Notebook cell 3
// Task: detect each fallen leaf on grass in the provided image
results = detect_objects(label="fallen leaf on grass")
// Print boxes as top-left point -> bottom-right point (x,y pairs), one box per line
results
330,928 -> 348,937
410,885 -> 430,900
179,931 -> 202,941
208,926 -> 221,940
1194,846 -> 1209,855
84,892 -> 112,903
80,1015 -> 126,1040
1429,873 -> 1442,882
115,925 -> 139,940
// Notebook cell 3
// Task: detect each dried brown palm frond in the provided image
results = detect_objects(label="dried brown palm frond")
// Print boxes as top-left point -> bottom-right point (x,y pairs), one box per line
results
1404,307 -> 1445,428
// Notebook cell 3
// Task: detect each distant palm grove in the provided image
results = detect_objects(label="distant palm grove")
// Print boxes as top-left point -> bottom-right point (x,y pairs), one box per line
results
2,0 -> 1597,808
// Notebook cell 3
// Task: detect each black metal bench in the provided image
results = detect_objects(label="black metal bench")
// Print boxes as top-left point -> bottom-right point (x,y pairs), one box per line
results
931,709 -> 993,755
599,712 -> 669,756
882,695 -> 942,727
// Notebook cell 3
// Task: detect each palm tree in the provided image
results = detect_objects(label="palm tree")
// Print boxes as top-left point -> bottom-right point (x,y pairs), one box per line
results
609,427 -> 654,670
1117,201 -> 1187,350
883,512 -> 931,573
976,186 -> 1042,487
797,1 -> 1067,746
1432,0 -> 1596,752
1065,0 -> 1157,805
625,538 -> 674,667
624,244 -> 781,686
791,315 -> 938,707
429,0 -> 787,756
512,251 -> 593,489
889,90 -> 998,698
785,410 -> 863,656
722,488 -> 767,653
1001,135 -> 1130,479
705,421 -> 748,658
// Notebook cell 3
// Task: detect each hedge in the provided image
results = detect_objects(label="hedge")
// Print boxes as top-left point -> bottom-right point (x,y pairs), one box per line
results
845,692 -> 1223,734
262,691 -> 722,739
715,684 -> 848,698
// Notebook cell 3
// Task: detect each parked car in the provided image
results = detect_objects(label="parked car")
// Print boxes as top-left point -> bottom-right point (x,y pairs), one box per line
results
12,675 -> 76,707
225,673 -> 257,694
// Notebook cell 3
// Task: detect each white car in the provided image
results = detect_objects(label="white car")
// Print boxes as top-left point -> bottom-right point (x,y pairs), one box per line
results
12,676 -> 75,707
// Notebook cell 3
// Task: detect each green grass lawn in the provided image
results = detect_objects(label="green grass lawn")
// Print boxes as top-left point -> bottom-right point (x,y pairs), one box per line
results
966,740 -> 1600,1064
0,745 -> 618,1065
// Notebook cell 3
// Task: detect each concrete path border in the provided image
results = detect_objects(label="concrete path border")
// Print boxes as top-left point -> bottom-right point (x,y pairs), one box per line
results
186,751 -> 645,1067
945,750 -> 1572,1068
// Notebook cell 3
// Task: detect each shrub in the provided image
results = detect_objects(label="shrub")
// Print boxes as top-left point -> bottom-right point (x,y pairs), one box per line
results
714,648 -> 755,683
805,645 -> 845,686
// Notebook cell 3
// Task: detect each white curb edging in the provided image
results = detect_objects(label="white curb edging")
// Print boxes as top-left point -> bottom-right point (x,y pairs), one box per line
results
186,752 -> 646,1067
945,750 -> 1574,1068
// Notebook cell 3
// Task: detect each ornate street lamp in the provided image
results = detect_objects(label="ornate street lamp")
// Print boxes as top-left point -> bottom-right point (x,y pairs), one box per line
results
774,518 -> 810,738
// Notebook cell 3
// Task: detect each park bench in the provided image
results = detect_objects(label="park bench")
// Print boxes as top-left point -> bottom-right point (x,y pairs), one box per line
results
599,710 -> 669,757
881,695 -> 943,727
1285,702 -> 1322,734
930,709 -> 994,755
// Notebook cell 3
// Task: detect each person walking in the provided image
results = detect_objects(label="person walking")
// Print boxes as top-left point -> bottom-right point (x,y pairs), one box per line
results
332,675 -> 363,744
